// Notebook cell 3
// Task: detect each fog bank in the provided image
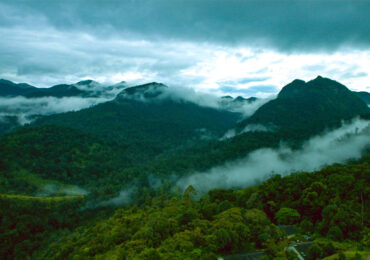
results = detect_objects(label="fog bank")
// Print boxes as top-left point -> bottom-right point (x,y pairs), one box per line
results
0,96 -> 115,124
177,118 -> 370,193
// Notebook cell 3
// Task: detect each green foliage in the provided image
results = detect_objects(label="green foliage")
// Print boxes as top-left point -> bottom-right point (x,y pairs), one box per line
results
0,156 -> 368,259
33,97 -> 241,158
328,226 -> 344,242
307,243 -> 323,260
0,194 -> 86,259
275,207 -> 301,225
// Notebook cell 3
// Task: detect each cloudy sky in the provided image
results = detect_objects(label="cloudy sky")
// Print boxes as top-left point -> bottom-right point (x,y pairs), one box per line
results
1,0 -> 369,97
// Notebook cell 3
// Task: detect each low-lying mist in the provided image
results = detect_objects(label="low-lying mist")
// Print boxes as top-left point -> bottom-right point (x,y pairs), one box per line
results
0,96 -> 115,124
221,123 -> 276,140
120,84 -> 273,117
37,184 -> 89,197
162,86 -> 274,116
176,118 -> 370,193
0,83 -> 272,126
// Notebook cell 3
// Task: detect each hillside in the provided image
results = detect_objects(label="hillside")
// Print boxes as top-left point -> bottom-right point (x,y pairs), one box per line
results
0,125 -> 142,195
354,91 -> 370,105
32,83 -> 242,157
0,79 -> 37,96
238,76 -> 370,139
33,156 -> 370,259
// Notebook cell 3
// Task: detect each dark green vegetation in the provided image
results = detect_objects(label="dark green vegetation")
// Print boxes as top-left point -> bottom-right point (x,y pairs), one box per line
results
239,76 -> 370,139
0,79 -> 83,98
0,116 -> 20,135
1,77 -> 366,198
28,156 -> 370,259
0,77 -> 369,259
33,84 -> 241,157
0,194 -> 116,260
0,79 -> 38,97
354,91 -> 370,105
0,125 -> 136,195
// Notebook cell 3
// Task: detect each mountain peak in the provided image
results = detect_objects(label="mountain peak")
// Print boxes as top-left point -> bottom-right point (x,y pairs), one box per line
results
277,78 -> 306,98
75,79 -> 96,85
278,76 -> 350,99
116,82 -> 167,101
238,76 -> 370,138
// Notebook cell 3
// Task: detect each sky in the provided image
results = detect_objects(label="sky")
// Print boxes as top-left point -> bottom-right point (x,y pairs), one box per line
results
0,0 -> 369,97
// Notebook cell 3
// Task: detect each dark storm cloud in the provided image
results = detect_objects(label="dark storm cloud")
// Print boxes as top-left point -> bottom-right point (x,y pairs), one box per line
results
0,0 -> 369,92
2,0 -> 369,52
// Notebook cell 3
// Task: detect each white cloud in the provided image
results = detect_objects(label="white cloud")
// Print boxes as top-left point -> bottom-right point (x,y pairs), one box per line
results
0,96 -> 115,124
0,2 -> 369,96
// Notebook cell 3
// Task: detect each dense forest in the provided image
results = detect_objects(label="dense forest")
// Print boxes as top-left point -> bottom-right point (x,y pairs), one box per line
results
1,156 -> 369,259
0,76 -> 369,259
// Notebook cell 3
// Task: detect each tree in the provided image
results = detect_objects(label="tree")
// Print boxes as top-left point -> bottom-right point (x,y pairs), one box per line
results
275,208 -> 300,225
327,226 -> 344,241
307,244 -> 323,260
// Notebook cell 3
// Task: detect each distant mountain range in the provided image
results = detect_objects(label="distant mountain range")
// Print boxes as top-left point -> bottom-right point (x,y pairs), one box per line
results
0,79 -> 126,98
0,76 -> 369,197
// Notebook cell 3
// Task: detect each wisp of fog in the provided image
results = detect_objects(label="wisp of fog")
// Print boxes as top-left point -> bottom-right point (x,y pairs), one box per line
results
0,96 -> 116,124
124,84 -> 273,116
176,118 -> 370,193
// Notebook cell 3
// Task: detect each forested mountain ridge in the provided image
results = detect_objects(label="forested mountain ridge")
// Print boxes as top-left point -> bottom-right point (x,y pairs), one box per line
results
0,76 -> 369,259
0,79 -> 126,98
0,79 -> 37,96
116,82 -> 167,100
237,76 -> 370,139
1,77 -> 369,200
31,83 -> 242,157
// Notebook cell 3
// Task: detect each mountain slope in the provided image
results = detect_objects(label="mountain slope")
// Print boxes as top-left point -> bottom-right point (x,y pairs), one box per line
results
0,125 -> 137,192
354,91 -> 370,105
32,83 -> 242,158
24,84 -> 85,98
0,79 -> 38,96
33,156 -> 370,259
237,76 -> 370,138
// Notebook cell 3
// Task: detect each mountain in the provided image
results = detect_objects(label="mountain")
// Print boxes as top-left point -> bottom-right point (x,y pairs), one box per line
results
237,76 -> 370,138
24,84 -> 85,98
4,77 -> 368,193
116,82 -> 166,100
3,77 -> 368,194
220,95 -> 257,106
354,91 -> 370,105
1,76 -> 369,259
0,79 -> 38,96
32,82 -> 242,160
0,79 -> 125,98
